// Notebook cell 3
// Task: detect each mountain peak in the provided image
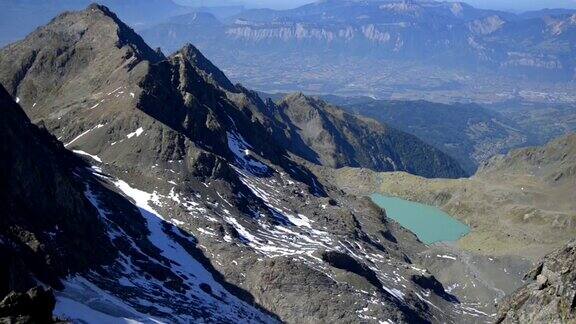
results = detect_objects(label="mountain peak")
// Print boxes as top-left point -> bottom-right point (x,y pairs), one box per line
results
70,3 -> 165,63
87,3 -> 116,17
0,3 -> 165,98
178,42 -> 204,58
173,43 -> 236,91
276,92 -> 467,178
282,92 -> 320,106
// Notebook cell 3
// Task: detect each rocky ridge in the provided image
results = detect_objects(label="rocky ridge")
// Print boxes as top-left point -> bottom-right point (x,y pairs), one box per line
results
337,98 -> 530,174
0,4 -> 487,323
497,240 -> 576,323
271,93 -> 467,178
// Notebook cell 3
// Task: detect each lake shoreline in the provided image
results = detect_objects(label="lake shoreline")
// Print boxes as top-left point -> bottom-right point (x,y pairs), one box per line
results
370,193 -> 471,245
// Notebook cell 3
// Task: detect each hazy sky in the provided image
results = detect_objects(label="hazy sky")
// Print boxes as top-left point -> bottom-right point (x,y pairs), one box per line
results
465,0 -> 576,11
176,0 -> 576,11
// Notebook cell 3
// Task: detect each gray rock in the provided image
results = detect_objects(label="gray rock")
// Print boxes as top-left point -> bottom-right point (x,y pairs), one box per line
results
497,240 -> 576,323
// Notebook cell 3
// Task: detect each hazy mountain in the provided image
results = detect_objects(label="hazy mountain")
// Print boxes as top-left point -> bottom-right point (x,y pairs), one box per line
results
520,8 -> 576,19
0,4 -> 480,322
140,0 -> 576,103
336,98 -> 530,173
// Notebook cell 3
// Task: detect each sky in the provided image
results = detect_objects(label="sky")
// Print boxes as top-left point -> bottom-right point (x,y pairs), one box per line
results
176,0 -> 576,11
465,0 -> 576,11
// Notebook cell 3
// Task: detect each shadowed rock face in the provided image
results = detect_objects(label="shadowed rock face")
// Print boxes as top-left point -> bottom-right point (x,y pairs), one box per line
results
496,240 -> 576,324
0,82 -> 115,323
0,287 -> 56,324
0,84 -> 113,293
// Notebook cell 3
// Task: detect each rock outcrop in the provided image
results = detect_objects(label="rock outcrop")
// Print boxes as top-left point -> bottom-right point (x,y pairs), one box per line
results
496,240 -> 576,323
0,287 -> 57,324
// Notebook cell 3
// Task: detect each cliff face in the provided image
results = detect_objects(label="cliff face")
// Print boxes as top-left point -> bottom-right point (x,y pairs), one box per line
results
496,240 -> 576,324
0,81 -> 114,323
0,83 -> 114,289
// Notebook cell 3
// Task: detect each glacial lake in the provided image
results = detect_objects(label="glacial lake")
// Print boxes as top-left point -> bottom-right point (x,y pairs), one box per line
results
370,194 -> 470,244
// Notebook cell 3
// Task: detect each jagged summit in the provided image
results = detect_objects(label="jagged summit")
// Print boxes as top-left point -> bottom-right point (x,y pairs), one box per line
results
87,3 -> 114,15
81,3 -> 165,62
173,42 -> 237,92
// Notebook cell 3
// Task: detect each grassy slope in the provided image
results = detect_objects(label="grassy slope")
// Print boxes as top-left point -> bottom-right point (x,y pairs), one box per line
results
322,139 -> 576,260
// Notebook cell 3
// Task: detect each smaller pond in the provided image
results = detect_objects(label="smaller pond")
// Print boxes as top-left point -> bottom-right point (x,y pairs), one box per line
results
370,194 -> 470,244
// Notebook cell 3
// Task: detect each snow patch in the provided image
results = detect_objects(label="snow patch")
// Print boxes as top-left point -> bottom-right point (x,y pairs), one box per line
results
65,124 -> 105,147
73,150 -> 103,163
127,127 -> 144,139
54,277 -> 163,324
226,131 -> 268,174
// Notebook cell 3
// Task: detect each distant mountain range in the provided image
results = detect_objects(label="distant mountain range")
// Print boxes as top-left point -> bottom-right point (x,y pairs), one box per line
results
3,1 -> 576,102
138,0 -> 576,102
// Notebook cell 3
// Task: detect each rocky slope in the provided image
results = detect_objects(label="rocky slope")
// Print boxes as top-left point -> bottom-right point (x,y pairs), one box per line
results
0,78 -> 275,323
479,133 -> 576,187
497,240 -> 576,323
271,93 -> 466,178
327,134 -> 576,260
0,4 -> 488,323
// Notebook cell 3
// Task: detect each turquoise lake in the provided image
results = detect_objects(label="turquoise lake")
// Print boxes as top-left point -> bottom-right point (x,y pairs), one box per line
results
370,194 -> 470,244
